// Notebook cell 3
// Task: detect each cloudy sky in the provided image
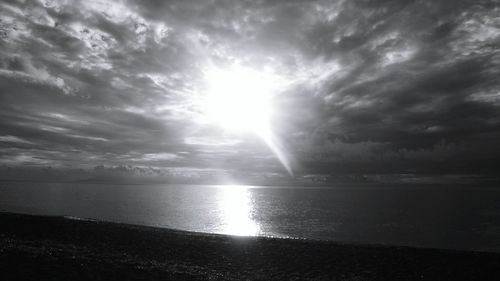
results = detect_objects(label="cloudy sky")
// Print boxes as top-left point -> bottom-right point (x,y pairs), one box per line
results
1,0 -> 499,176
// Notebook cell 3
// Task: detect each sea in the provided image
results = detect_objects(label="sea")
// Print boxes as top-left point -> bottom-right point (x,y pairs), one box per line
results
1,182 -> 499,252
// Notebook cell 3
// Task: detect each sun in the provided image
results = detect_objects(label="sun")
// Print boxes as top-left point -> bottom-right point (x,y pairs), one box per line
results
200,63 -> 293,175
202,64 -> 281,136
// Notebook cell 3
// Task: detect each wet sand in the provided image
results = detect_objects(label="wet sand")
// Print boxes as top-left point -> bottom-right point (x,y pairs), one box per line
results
1,212 -> 499,280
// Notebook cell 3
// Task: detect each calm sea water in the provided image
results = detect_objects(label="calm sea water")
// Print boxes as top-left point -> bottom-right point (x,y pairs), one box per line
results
1,182 -> 499,252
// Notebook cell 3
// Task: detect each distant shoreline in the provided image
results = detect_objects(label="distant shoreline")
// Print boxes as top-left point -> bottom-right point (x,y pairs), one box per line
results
2,178 -> 497,188
1,212 -> 500,280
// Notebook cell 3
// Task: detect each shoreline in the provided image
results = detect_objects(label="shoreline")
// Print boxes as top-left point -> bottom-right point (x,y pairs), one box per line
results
3,210 -> 498,254
1,212 -> 500,280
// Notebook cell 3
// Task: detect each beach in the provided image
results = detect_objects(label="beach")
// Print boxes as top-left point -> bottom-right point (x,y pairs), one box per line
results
1,212 -> 499,280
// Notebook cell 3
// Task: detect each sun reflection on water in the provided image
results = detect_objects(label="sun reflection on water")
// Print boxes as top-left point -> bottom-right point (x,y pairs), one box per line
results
218,185 -> 260,236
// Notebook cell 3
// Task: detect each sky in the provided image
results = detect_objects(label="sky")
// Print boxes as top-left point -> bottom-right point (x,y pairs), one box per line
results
1,0 -> 499,177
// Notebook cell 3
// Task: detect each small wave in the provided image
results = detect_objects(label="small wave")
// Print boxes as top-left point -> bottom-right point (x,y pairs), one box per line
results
63,216 -> 96,222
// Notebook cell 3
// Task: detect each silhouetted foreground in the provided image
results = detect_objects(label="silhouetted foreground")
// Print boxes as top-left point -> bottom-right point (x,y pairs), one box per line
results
1,212 -> 499,280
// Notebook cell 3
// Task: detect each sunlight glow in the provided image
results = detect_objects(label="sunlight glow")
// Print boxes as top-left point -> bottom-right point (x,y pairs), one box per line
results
201,64 -> 293,175
202,65 -> 277,135
218,185 -> 260,236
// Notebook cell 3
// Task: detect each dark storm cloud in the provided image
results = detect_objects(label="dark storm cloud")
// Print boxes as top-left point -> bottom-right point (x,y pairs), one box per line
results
278,0 -> 500,173
1,0 -> 499,175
